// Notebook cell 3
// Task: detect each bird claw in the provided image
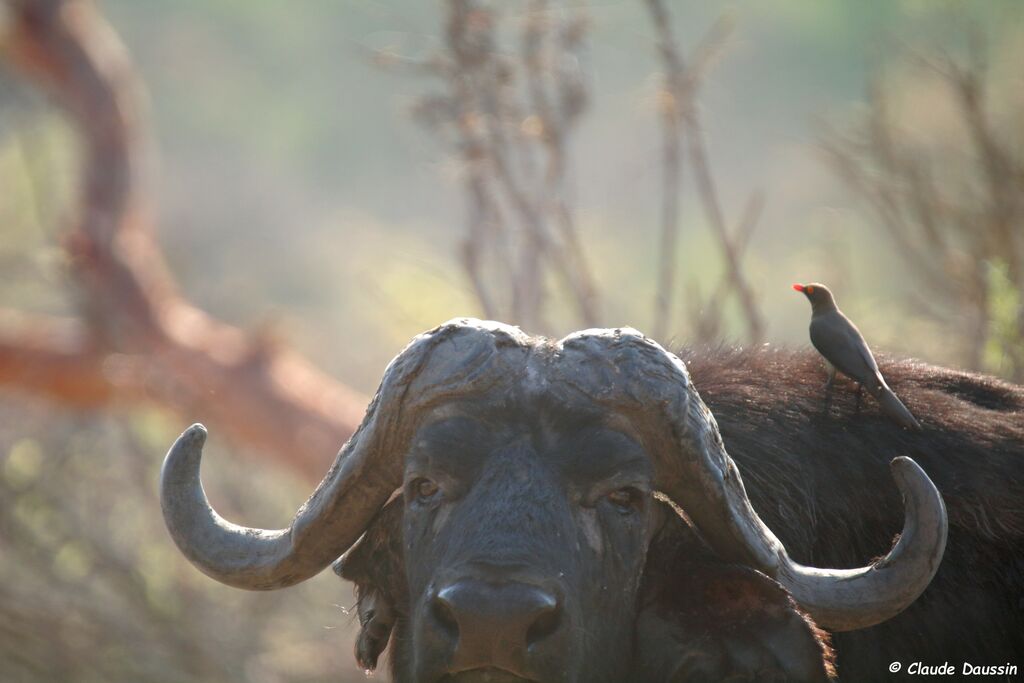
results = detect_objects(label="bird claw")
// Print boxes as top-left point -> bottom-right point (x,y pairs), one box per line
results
822,383 -> 834,415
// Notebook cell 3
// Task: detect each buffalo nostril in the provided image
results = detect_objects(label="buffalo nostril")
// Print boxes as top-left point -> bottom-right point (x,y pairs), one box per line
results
431,588 -> 460,639
432,580 -> 563,669
525,595 -> 560,648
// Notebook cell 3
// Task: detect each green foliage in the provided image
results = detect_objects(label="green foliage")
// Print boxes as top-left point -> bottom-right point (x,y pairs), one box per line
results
984,260 -> 1024,376
0,109 -> 76,315
0,405 -> 363,682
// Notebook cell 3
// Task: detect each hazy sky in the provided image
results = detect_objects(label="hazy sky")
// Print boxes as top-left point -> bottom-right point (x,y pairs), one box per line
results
21,1 -> 1024,389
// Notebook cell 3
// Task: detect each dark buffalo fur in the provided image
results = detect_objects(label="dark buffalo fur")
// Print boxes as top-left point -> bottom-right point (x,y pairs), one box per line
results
342,494 -> 836,682
684,347 -> 1024,679
635,507 -> 836,681
340,347 -> 1024,681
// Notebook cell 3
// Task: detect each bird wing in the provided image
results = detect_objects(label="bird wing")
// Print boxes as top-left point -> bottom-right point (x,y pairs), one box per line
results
855,332 -> 887,388
809,311 -> 882,389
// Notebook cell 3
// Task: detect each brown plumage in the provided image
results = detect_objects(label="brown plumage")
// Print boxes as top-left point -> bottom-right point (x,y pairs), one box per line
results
793,282 -> 921,430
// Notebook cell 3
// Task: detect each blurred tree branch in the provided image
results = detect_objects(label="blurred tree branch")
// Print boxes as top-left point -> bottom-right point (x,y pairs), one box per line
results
378,1 -> 768,345
822,48 -> 1024,378
644,2 -> 766,344
0,0 -> 367,479
379,0 -> 598,334
0,310 -> 117,407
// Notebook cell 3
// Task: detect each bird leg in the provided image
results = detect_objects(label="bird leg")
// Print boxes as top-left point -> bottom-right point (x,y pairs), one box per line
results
854,383 -> 863,414
822,363 -> 837,414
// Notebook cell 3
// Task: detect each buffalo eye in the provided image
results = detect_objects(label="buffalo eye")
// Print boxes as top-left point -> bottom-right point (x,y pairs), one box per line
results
604,487 -> 643,515
410,477 -> 441,504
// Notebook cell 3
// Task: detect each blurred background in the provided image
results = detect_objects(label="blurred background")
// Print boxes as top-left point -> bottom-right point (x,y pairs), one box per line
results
0,0 -> 1021,680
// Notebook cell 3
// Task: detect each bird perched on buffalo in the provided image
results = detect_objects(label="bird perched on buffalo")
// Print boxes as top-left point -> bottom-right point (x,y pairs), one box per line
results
793,282 -> 921,431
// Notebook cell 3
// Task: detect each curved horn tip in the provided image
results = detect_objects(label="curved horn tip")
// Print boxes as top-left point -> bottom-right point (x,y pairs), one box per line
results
888,456 -> 945,509
889,455 -> 918,477
161,423 -> 208,482
182,422 -> 208,443
889,456 -> 917,490
888,454 -> 948,559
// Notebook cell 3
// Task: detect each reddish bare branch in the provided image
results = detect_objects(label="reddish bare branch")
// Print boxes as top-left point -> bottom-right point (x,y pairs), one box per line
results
0,309 -> 118,408
1,0 -> 366,480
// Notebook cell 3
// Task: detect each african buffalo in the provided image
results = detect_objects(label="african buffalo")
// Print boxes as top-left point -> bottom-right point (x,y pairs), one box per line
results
157,318 -> 1022,682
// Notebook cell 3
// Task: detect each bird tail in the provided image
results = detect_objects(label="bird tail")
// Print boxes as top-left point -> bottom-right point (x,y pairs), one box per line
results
877,386 -> 922,431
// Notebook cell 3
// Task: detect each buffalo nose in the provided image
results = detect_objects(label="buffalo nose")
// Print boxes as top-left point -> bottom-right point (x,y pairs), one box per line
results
432,579 -> 562,671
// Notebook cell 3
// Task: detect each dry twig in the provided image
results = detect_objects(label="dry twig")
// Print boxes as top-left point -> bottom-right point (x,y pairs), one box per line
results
644,2 -> 765,344
388,0 -> 599,333
821,50 -> 1024,377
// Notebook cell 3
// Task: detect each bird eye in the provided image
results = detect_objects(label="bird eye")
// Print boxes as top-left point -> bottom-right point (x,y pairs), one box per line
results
604,487 -> 643,514
806,285 -> 815,294
410,478 -> 440,503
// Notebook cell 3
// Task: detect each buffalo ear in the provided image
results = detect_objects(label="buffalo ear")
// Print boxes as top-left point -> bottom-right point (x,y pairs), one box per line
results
354,586 -> 395,670
635,561 -> 836,682
638,506 -> 835,682
333,498 -> 406,672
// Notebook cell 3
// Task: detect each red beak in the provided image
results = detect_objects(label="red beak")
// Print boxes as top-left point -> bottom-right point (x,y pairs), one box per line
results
792,283 -> 805,292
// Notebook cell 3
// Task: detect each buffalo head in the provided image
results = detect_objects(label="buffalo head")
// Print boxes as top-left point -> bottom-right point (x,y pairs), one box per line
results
160,319 -> 947,682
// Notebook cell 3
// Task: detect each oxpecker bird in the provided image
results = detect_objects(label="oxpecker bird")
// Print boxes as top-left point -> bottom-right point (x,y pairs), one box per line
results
793,282 -> 921,430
